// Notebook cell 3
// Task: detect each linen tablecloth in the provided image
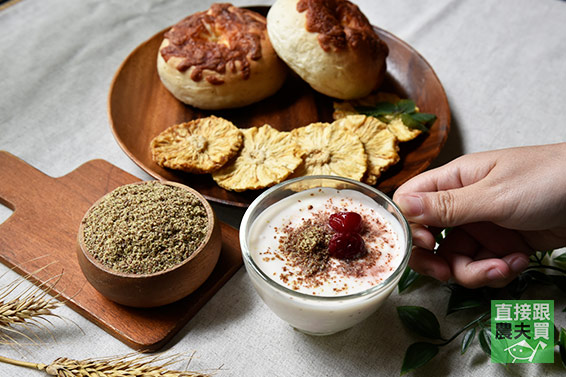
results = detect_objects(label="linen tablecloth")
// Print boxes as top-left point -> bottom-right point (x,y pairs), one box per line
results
1,0 -> 565,375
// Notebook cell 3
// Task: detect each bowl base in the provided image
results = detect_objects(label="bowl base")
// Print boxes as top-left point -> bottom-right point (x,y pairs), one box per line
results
292,326 -> 346,337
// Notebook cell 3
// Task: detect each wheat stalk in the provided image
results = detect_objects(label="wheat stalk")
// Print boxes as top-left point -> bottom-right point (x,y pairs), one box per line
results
0,263 -> 66,345
0,287 -> 61,326
0,353 -> 213,376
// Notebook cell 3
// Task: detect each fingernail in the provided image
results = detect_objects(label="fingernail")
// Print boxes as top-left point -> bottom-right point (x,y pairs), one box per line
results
487,268 -> 505,281
509,256 -> 529,273
397,195 -> 424,218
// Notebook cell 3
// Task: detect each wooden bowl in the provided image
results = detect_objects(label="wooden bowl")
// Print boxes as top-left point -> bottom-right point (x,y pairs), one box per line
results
76,181 -> 222,308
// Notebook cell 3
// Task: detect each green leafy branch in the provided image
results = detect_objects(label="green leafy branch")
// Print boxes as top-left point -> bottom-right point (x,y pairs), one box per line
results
398,306 -> 491,375
509,250 -> 566,303
526,250 -> 566,276
396,249 -> 566,375
355,100 -> 437,132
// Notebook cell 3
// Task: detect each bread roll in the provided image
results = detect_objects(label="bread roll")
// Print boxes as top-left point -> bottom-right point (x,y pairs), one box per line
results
157,3 -> 287,109
267,0 -> 388,100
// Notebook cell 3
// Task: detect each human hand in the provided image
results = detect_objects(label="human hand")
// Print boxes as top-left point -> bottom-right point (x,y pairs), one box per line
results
393,143 -> 566,288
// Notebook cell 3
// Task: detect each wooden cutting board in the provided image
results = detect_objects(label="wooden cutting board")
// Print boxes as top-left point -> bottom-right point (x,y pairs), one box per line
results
0,151 -> 243,351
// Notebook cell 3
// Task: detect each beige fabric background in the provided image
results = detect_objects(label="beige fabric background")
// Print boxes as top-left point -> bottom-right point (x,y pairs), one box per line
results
0,0 -> 565,375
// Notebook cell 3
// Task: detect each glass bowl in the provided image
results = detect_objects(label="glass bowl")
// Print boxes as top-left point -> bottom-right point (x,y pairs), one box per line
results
239,175 -> 412,335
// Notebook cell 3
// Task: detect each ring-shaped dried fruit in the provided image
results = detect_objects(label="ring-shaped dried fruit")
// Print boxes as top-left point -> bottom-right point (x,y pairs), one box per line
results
291,121 -> 367,181
212,124 -> 304,191
150,116 -> 243,174
333,115 -> 399,185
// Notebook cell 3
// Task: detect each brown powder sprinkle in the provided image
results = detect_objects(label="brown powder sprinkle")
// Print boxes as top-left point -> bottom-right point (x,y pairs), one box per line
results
82,182 -> 208,275
279,220 -> 332,277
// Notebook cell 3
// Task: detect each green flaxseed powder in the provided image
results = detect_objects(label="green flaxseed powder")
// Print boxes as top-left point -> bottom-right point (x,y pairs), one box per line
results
82,181 -> 208,274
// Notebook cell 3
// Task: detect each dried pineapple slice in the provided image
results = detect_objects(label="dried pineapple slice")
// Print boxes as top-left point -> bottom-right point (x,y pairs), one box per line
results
150,116 -> 242,173
332,92 -> 422,142
386,117 -> 421,142
332,101 -> 358,120
212,124 -> 303,192
291,122 -> 367,181
333,115 -> 399,185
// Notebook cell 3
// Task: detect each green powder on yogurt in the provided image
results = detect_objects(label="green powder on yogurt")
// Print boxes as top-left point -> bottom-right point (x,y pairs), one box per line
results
82,181 -> 208,274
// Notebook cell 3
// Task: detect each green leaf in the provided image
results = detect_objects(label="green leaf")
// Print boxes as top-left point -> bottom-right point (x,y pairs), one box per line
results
397,99 -> 417,114
478,327 -> 492,357
538,250 -> 552,261
446,285 -> 487,315
433,227 -> 452,244
400,113 -> 428,131
461,327 -> 476,354
554,253 -> 566,266
356,102 -> 396,117
560,328 -> 566,368
410,112 -> 437,127
401,342 -> 439,375
356,99 -> 437,133
447,296 -> 485,314
398,267 -> 421,293
397,306 -> 442,340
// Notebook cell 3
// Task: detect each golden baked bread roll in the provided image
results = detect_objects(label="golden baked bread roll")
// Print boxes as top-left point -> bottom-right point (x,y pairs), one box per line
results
267,0 -> 388,100
157,3 -> 287,109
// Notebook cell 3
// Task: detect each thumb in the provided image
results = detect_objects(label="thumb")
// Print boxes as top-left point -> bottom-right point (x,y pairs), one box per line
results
394,187 -> 493,227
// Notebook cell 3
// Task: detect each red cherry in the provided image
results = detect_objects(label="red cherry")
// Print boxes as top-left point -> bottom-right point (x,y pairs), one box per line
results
328,232 -> 367,259
328,212 -> 363,233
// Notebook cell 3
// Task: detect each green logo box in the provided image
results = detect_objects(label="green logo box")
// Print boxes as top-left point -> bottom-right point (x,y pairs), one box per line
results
491,300 -> 554,363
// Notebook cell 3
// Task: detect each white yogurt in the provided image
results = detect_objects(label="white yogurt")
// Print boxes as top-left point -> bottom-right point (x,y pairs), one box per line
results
248,187 -> 405,296
241,184 -> 410,335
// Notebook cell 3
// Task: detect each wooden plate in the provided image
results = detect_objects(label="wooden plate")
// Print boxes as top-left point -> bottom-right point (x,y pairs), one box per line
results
108,6 -> 450,207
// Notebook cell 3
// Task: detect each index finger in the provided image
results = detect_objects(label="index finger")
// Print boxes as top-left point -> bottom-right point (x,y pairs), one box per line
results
394,154 -> 494,196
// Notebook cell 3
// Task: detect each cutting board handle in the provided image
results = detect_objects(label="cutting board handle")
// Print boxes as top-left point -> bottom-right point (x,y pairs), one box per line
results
0,151 -> 52,210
